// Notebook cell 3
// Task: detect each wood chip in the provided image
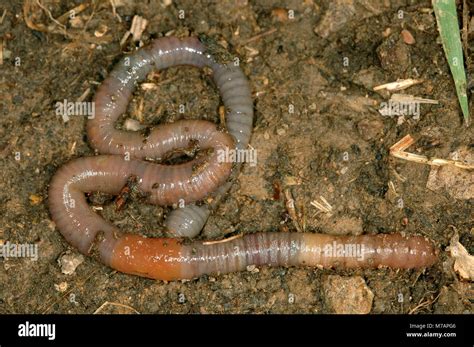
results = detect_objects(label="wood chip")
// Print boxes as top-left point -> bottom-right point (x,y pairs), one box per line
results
130,15 -> 148,42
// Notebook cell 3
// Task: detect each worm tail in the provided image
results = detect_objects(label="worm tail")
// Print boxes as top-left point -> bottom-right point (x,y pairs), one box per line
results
164,204 -> 210,238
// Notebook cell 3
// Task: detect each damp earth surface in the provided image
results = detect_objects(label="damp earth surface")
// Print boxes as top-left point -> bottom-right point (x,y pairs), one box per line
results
0,0 -> 472,314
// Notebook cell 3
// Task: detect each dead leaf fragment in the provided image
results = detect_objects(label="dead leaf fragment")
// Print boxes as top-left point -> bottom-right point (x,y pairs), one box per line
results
448,233 -> 474,281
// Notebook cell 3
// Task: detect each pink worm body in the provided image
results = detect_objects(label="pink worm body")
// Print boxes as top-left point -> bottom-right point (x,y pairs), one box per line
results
48,37 -> 438,281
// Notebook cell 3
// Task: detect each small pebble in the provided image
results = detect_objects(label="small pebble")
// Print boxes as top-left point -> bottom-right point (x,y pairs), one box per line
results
272,8 -> 289,22
124,118 -> 145,131
401,29 -> 416,45
59,253 -> 85,275
246,264 -> 259,273
94,24 -> 108,38
69,16 -> 84,29
402,217 -> 409,226
29,194 -> 43,205
54,282 -> 68,292
323,275 -> 374,314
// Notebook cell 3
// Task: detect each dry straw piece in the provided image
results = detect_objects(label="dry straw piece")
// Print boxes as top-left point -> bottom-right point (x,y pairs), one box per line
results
390,135 -> 474,170
373,79 -> 424,92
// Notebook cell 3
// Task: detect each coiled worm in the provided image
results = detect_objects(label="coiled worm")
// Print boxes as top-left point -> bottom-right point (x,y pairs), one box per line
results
49,36 -> 438,280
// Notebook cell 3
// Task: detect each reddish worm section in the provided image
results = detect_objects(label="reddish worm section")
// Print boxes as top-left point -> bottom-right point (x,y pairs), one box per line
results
49,36 -> 438,281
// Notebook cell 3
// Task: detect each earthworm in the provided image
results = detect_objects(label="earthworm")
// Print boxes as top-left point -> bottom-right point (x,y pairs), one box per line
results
87,36 -> 253,238
49,36 -> 438,281
110,233 -> 438,280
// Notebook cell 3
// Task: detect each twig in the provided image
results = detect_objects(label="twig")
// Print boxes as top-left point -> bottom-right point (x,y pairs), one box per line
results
56,2 -> 90,24
0,38 -> 3,65
202,233 -> 243,245
76,87 -> 90,103
93,301 -> 140,314
81,1 -> 96,33
23,0 -> 47,32
391,93 -> 439,105
390,135 -> 474,170
0,9 -> 6,25
408,292 -> 441,314
109,0 -> 122,22
35,0 -> 66,30
240,28 -> 277,45
310,196 -> 333,215
284,188 -> 302,232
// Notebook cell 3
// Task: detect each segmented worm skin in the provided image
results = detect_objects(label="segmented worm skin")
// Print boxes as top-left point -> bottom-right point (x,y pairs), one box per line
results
49,37 -> 438,281
87,36 -> 254,238
110,233 -> 437,281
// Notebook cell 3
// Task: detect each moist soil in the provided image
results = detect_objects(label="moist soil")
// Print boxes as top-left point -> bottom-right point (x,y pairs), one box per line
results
0,0 -> 472,314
